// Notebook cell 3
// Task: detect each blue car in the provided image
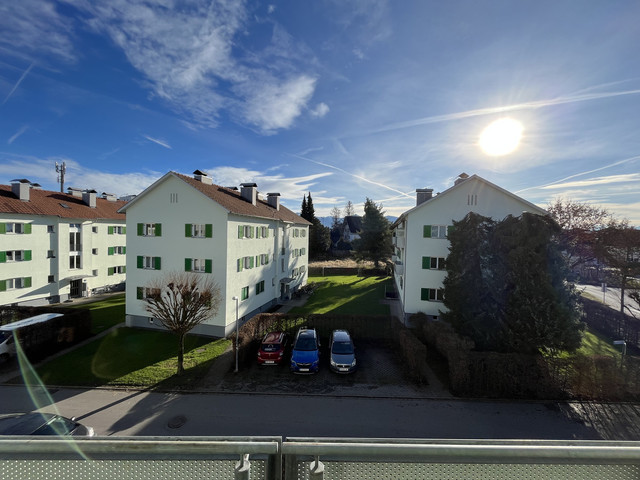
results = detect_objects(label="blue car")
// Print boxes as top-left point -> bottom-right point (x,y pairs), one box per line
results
290,327 -> 320,374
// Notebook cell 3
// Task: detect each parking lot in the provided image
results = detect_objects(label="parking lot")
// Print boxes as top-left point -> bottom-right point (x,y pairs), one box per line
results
204,338 -> 450,398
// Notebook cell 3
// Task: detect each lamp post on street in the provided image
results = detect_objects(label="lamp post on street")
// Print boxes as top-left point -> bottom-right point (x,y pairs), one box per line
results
232,296 -> 239,373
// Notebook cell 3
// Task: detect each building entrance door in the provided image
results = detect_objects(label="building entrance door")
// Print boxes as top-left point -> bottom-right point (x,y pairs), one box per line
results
70,279 -> 82,298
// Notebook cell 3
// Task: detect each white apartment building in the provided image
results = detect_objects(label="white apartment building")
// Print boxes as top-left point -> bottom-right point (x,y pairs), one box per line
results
392,173 -> 548,322
119,171 -> 311,337
0,179 -> 127,306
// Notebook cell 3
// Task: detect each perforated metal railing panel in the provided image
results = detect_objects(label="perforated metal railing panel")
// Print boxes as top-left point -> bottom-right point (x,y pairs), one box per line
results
292,461 -> 640,480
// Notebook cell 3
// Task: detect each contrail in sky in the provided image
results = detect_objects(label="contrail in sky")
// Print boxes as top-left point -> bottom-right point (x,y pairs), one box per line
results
291,153 -> 414,199
143,135 -> 172,149
2,63 -> 34,106
368,88 -> 640,135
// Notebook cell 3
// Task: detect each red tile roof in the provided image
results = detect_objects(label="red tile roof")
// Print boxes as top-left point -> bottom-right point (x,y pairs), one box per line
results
173,172 -> 311,225
0,185 -> 126,220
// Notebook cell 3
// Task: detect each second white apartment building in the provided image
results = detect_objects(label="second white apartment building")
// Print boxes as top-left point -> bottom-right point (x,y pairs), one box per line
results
120,170 -> 311,337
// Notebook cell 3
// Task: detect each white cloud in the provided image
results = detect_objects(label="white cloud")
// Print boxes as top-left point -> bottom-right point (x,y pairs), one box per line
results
540,173 -> 640,190
268,4 -> 276,14
7,126 -> 28,145
310,102 -> 330,118
241,75 -> 317,133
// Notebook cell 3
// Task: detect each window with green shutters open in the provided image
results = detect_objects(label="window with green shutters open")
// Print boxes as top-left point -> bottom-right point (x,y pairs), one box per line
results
137,223 -> 161,237
108,246 -> 126,255
421,257 -> 446,270
137,256 -> 161,270
0,223 -> 31,234
0,250 -> 31,262
256,280 -> 265,295
0,277 -> 32,291
185,223 -> 213,238
423,225 -> 451,239
241,285 -> 249,301
108,226 -> 126,235
108,266 -> 126,276
185,258 -> 212,273
421,288 -> 444,301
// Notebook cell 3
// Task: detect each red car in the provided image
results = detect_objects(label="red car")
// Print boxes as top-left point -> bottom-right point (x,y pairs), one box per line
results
257,332 -> 288,365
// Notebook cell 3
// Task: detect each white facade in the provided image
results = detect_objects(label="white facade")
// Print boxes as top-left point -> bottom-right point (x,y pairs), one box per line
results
0,184 -> 127,306
121,172 -> 310,338
392,174 -> 548,321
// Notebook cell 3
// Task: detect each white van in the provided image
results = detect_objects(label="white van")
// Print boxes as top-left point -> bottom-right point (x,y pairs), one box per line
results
0,313 -> 63,360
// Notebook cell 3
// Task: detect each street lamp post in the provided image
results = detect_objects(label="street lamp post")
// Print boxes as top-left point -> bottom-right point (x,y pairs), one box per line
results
232,296 -> 239,373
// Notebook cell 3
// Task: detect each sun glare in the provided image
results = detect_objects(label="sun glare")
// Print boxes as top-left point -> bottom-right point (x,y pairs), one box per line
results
479,118 -> 523,156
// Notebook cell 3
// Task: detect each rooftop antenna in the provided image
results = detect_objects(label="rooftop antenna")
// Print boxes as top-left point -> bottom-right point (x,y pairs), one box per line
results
55,161 -> 66,193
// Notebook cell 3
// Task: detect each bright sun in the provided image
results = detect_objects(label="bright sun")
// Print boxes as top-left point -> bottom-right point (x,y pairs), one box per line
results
479,118 -> 523,156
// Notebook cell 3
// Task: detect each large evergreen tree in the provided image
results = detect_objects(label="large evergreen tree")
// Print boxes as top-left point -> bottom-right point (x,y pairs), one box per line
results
354,198 -> 393,267
301,192 -> 330,258
442,212 -> 584,354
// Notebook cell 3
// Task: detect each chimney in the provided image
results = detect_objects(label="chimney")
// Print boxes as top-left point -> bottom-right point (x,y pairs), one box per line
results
11,179 -> 30,202
82,189 -> 97,208
67,187 -> 83,198
30,183 -> 42,190
454,172 -> 469,186
267,192 -> 281,211
102,192 -> 117,201
416,188 -> 433,206
193,169 -> 213,185
240,183 -> 257,205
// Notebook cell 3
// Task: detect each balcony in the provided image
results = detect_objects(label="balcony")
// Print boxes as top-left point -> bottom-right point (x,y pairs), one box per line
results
1,437 -> 638,479
394,260 -> 404,275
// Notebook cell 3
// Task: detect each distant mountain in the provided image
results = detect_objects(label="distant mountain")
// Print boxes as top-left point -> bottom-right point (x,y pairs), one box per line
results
317,216 -> 397,228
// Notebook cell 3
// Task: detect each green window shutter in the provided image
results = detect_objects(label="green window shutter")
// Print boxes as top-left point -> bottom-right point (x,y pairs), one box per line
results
137,287 -> 143,300
423,225 -> 431,238
256,255 -> 259,266
238,225 -> 244,238
123,247 -> 126,254
185,224 -> 192,237
154,257 -> 161,270
421,288 -> 429,301
122,227 -> 126,234
205,224 -> 213,238
122,266 -> 126,274
447,225 -> 454,237
155,224 -> 162,237
108,267 -> 114,276
23,277 -> 31,288
250,256 -> 254,268
137,223 -> 143,236
0,252 -> 6,263
24,224 -> 31,234
422,256 -> 430,269
24,250 -> 32,261
0,280 -> 6,291
237,258 -> 242,272
0,223 -> 5,234
250,226 -> 255,238
108,226 -> 114,235
205,259 -> 212,273
137,256 -> 143,268
185,258 -> 192,272
265,254 -> 269,265
108,247 -> 114,256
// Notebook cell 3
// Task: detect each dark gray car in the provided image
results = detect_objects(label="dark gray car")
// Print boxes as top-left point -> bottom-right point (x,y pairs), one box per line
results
0,412 -> 94,436
329,329 -> 357,373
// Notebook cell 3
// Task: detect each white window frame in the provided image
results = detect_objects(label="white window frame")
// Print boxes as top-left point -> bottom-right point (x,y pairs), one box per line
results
192,224 -> 206,238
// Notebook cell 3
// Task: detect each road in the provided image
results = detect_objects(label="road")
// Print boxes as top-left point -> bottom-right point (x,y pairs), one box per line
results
3,384 -> 633,440
578,283 -> 640,317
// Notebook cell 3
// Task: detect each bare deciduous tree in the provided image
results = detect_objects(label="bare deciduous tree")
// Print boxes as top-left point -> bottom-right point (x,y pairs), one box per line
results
143,272 -> 222,375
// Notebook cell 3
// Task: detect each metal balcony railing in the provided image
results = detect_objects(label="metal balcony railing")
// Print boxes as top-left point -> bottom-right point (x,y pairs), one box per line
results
1,436 -> 639,480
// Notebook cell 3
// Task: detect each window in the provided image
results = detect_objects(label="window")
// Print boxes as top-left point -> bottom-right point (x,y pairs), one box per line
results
92,226 -> 98,233
238,225 -> 255,239
115,246 -> 126,254
301,229 -> 306,237
137,223 -> 161,237
243,256 -> 254,269
186,258 -> 212,273
69,232 -> 81,251
423,225 -> 448,238
48,225 -> 55,233
421,288 -> 444,302
170,193 -> 178,203
186,223 -> 212,238
108,225 -> 125,235
92,270 -> 98,276
108,266 -> 126,275
1,250 -> 31,262
48,275 -> 55,283
47,250 -> 55,258
467,194 -> 478,206
137,286 -> 161,300
1,222 -> 30,234
258,253 -> 269,266
422,257 -> 446,270
241,286 -> 249,301
256,280 -> 265,295
92,248 -> 98,255
137,256 -> 161,270
0,277 -> 32,291
69,255 -> 81,269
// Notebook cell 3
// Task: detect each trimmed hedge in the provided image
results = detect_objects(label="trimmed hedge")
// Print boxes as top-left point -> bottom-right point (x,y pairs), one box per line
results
308,266 -> 389,277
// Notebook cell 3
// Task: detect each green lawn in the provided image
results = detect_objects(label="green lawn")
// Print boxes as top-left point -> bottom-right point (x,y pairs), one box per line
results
27,328 -> 230,388
288,275 -> 392,315
66,293 -> 126,334
576,328 -> 623,357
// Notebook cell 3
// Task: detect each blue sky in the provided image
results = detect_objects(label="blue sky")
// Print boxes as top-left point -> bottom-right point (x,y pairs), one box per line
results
1,0 -> 639,223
